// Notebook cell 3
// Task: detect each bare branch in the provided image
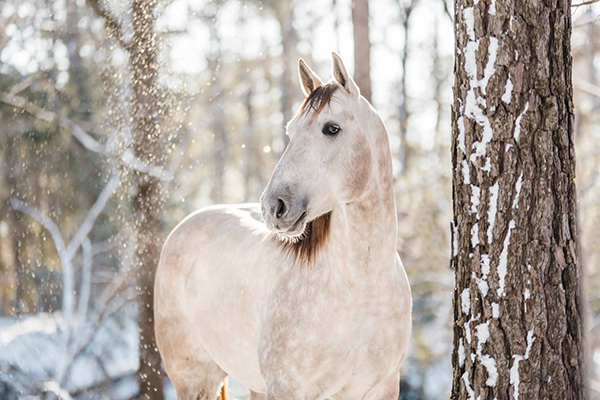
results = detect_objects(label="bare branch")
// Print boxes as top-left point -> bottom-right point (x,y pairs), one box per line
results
12,174 -> 119,333
91,235 -> 120,255
571,0 -> 599,6
60,116 -> 109,154
77,238 -> 93,325
440,0 -> 453,22
68,268 -> 133,364
0,91 -> 173,181
121,149 -> 173,181
66,174 -> 120,258
86,0 -> 132,52
574,77 -> 600,97
8,76 -> 34,96
10,198 -> 67,256
0,91 -> 108,155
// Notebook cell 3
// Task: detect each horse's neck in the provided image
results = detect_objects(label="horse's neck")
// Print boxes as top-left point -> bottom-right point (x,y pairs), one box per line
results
328,116 -> 397,274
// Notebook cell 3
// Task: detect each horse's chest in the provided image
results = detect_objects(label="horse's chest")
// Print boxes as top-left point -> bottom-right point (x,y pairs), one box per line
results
259,272 -> 405,394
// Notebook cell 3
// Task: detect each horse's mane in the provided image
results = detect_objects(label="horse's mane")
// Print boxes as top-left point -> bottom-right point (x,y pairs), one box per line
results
275,212 -> 332,265
299,82 -> 338,117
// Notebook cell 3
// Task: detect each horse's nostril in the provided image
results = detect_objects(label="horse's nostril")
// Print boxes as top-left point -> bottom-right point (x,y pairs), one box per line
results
275,198 -> 287,219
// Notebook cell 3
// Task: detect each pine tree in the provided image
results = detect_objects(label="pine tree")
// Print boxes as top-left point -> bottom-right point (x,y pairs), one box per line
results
450,0 -> 587,398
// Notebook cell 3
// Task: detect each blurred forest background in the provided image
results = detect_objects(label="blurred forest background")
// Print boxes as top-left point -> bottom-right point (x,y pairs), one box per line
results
0,0 -> 598,399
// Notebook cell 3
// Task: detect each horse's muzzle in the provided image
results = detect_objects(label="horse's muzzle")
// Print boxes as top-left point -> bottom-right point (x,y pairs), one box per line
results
261,190 -> 307,234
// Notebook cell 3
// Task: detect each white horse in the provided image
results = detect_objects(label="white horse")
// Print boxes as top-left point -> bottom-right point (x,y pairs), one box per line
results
154,53 -> 412,400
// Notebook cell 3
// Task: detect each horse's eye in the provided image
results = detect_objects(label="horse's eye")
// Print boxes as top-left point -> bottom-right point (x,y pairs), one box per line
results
322,124 -> 340,136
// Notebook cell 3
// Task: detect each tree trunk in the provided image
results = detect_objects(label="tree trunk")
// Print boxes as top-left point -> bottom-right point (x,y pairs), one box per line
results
210,76 -> 227,204
397,0 -> 416,174
130,0 -> 165,398
352,0 -> 371,103
243,87 -> 255,202
276,0 -> 296,150
199,6 -> 228,204
450,0 -> 587,399
65,0 -> 90,116
585,6 -> 597,113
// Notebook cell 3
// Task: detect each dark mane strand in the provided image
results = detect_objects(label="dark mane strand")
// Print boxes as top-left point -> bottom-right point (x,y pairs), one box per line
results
275,212 -> 332,265
299,83 -> 338,117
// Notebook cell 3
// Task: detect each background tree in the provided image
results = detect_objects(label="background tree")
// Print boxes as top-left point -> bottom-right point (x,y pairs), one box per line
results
130,0 -> 167,397
89,0 -> 167,397
450,0 -> 587,398
395,0 -> 418,174
352,0 -> 372,102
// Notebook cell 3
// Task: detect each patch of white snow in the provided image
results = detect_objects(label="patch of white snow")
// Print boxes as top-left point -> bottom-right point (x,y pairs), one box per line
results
514,102 -> 529,141
497,220 -> 515,297
461,289 -> 471,314
487,182 -> 499,243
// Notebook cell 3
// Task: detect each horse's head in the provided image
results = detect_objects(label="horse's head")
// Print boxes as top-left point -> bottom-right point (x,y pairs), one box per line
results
261,53 -> 377,239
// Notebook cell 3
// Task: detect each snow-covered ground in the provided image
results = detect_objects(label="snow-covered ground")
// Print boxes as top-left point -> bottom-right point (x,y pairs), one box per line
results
0,309 -> 253,399
0,310 -> 139,399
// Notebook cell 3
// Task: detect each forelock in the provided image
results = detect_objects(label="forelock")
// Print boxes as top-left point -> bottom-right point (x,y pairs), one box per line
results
299,82 -> 339,117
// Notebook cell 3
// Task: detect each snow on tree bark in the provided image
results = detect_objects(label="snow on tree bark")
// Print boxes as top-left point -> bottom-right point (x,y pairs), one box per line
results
450,0 -> 587,399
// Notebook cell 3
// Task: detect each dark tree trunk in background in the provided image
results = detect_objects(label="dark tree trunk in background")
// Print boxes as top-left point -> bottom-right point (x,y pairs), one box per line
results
130,0 -> 165,398
210,74 -> 227,204
396,0 -> 417,174
275,0 -> 297,149
243,87 -> 255,202
352,0 -> 371,103
432,14 -> 444,149
586,6 -> 598,113
207,15 -> 227,204
66,0 -> 90,116
450,0 -> 586,398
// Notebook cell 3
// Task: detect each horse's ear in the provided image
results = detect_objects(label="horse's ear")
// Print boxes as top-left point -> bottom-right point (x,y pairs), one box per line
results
298,59 -> 324,97
331,52 -> 360,98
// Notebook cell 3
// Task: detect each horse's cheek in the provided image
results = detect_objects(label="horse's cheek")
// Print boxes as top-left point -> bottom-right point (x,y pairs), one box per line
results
342,141 -> 372,200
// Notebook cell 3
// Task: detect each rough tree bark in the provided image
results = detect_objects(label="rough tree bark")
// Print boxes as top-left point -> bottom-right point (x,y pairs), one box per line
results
450,0 -> 587,398
352,0 -> 372,103
130,0 -> 166,398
